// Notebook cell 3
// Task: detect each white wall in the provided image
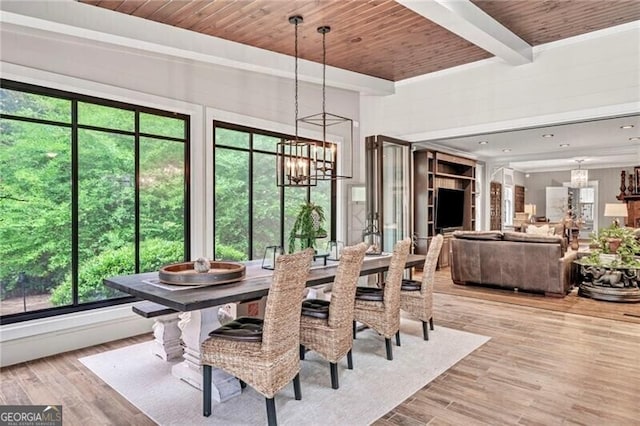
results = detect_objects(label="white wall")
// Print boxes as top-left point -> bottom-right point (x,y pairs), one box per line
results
361,24 -> 640,141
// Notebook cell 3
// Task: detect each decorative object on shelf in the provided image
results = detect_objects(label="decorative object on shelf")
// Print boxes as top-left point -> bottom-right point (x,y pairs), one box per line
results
628,173 -> 635,195
288,202 -> 327,253
276,15 -> 316,188
262,246 -> 284,270
604,202 -> 628,227
326,240 -> 344,261
570,159 -> 588,188
158,261 -> 246,286
362,213 -> 382,255
635,166 -> 640,195
617,170 -> 627,200
298,25 -> 353,181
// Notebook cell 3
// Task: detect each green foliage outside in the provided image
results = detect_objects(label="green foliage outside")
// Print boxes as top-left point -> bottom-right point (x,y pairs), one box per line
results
1,88 -> 186,307
50,239 -> 183,306
1,87 -> 334,315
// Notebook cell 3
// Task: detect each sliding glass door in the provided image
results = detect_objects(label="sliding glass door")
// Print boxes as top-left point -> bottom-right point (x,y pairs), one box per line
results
364,135 -> 412,252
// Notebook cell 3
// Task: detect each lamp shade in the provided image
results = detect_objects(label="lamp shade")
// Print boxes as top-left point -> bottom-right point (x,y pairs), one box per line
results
524,204 -> 537,216
604,203 -> 628,218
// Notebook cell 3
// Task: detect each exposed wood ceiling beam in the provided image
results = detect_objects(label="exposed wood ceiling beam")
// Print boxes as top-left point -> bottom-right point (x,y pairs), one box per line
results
397,0 -> 533,65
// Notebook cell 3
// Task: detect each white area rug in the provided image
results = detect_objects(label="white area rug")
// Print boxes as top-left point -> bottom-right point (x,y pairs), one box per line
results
80,320 -> 489,425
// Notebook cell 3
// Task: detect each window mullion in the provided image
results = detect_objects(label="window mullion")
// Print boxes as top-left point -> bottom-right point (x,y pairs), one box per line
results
71,100 -> 79,306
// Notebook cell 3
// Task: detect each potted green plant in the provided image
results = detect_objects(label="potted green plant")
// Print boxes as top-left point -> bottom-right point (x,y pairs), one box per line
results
288,202 -> 327,253
586,224 -> 640,267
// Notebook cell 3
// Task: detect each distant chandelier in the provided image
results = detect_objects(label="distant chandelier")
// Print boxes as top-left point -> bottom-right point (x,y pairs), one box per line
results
277,15 -> 316,187
571,159 -> 588,188
298,24 -> 353,180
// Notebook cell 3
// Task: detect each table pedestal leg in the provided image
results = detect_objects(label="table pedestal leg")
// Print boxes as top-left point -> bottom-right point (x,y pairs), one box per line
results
171,306 -> 241,402
151,313 -> 183,361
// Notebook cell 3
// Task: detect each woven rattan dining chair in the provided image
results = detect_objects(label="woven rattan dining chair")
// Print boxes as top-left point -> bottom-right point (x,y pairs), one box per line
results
400,234 -> 443,340
299,242 -> 368,389
201,248 -> 314,426
353,238 -> 411,361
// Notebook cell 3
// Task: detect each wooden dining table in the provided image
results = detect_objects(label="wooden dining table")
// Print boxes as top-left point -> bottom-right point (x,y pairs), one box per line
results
104,253 -> 425,402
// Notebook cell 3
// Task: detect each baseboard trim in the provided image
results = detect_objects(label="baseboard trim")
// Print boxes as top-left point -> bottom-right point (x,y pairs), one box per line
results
0,304 -> 154,367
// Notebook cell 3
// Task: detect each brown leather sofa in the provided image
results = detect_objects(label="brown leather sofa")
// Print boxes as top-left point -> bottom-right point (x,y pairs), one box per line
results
449,230 -> 577,297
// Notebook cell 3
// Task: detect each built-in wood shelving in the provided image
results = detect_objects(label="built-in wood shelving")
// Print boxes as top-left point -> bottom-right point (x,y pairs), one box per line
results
413,150 -> 476,268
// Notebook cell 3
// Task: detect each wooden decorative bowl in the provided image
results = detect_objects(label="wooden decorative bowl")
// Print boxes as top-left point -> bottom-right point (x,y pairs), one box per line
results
158,261 -> 246,286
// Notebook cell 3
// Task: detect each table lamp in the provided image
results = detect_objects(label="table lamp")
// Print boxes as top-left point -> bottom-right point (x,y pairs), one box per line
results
603,203 -> 628,227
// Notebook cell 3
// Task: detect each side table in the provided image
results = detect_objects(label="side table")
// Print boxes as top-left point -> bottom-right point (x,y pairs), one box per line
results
574,259 -> 640,302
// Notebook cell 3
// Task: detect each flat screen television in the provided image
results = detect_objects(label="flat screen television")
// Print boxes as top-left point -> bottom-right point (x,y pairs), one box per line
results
435,188 -> 465,231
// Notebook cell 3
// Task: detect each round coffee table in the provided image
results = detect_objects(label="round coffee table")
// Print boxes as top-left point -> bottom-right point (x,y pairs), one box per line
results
574,260 -> 640,302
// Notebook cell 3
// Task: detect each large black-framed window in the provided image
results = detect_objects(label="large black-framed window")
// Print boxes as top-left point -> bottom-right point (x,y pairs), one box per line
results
213,122 -> 336,260
0,80 -> 190,325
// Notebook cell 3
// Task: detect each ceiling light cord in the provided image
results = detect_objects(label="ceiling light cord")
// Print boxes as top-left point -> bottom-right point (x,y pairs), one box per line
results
294,17 -> 300,142
322,26 -> 326,138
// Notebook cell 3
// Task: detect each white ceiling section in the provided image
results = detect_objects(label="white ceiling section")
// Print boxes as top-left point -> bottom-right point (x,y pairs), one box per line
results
419,114 -> 640,172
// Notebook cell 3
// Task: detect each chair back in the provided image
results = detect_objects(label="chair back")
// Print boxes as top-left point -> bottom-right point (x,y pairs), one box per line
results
421,234 -> 444,295
262,248 -> 314,356
328,242 -> 368,329
383,238 -> 412,314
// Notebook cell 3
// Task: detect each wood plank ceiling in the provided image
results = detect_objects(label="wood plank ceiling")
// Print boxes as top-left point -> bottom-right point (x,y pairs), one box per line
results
79,0 -> 640,81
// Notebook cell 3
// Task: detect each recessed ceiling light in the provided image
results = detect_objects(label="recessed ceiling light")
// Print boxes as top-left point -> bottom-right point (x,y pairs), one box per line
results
478,141 -> 488,145
620,124 -> 634,129
542,133 -> 554,138
502,149 -> 511,153
630,136 -> 640,141
559,143 -> 570,148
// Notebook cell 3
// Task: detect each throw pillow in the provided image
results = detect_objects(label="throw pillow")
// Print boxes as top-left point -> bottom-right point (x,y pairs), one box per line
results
526,224 -> 550,235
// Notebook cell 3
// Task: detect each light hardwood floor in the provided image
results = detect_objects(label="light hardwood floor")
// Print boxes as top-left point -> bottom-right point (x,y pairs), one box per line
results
1,290 -> 639,425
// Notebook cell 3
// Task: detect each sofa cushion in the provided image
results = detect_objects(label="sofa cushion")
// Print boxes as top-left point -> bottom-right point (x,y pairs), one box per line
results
452,231 -> 503,241
503,231 -> 563,245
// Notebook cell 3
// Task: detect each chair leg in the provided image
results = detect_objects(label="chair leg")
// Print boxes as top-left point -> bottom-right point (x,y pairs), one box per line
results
299,344 -> 306,360
346,349 -> 353,370
430,317 -> 434,330
352,320 -> 356,339
266,397 -> 277,426
203,365 -> 212,417
330,362 -> 339,389
395,330 -> 401,346
385,338 -> 393,360
292,373 -> 302,400
422,321 -> 429,341
239,379 -> 247,389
